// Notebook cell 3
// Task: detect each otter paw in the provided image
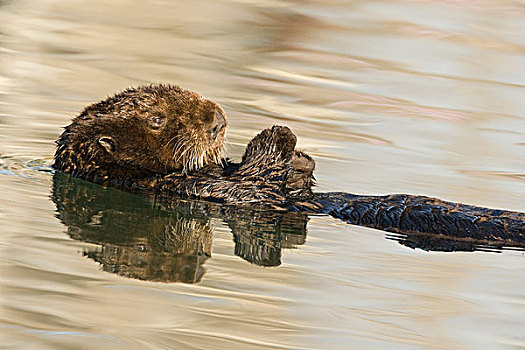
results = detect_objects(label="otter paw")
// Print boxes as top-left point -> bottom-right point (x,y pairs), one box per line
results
241,125 -> 297,165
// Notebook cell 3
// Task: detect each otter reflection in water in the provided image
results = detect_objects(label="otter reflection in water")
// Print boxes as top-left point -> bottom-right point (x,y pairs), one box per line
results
51,172 -> 309,283
52,172 -> 519,284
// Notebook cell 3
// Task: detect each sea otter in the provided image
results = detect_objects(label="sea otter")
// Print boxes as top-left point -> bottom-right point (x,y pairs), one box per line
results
53,84 -> 525,247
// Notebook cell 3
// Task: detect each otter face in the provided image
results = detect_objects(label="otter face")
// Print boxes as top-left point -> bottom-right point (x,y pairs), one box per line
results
54,84 -> 228,181
157,88 -> 227,173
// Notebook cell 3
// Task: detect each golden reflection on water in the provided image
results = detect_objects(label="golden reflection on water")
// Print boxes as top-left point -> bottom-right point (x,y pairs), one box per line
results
1,0 -> 525,349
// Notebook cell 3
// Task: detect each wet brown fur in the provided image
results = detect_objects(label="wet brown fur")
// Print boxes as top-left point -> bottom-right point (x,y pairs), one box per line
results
54,84 -> 227,184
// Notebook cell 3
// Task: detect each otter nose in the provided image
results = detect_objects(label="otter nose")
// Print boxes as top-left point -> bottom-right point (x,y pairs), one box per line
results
209,109 -> 227,140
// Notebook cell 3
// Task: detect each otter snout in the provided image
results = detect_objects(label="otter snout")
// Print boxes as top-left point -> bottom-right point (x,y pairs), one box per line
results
208,109 -> 227,141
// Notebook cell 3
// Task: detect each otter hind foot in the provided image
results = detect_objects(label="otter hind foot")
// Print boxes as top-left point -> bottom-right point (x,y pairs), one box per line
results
284,150 -> 316,199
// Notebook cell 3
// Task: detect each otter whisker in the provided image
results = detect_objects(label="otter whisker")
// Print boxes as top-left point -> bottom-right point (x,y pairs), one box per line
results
172,137 -> 188,162
171,138 -> 181,156
176,144 -> 192,163
212,147 -> 223,167
223,140 -> 231,154
165,135 -> 178,150
183,145 -> 200,173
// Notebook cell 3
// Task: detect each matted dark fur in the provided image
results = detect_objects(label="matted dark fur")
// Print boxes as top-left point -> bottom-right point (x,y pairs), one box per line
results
53,84 -> 525,247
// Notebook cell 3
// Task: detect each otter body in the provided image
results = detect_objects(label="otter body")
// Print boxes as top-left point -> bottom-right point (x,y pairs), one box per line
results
53,84 -> 313,207
53,84 -> 525,247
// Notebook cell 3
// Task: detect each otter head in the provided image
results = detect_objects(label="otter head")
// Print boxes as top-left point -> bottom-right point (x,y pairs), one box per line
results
53,84 -> 227,182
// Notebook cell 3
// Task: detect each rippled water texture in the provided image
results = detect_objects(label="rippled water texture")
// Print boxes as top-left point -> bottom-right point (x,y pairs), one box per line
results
1,0 -> 525,349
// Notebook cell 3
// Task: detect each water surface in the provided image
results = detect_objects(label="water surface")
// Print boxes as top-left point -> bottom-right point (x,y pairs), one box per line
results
1,0 -> 525,349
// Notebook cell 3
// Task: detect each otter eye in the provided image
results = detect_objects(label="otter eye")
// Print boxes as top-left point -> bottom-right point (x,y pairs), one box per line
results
149,116 -> 166,129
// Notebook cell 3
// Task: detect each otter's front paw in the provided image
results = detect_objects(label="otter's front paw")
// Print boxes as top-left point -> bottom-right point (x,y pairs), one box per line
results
241,125 -> 297,165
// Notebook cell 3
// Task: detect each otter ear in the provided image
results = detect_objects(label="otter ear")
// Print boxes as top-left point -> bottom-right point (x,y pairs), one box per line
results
98,136 -> 116,154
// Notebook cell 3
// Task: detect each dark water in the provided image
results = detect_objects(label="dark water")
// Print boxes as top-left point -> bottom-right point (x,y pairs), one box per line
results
1,0 -> 525,349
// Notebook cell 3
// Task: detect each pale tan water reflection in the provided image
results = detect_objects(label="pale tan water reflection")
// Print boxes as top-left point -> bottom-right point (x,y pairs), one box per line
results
1,0 -> 525,349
